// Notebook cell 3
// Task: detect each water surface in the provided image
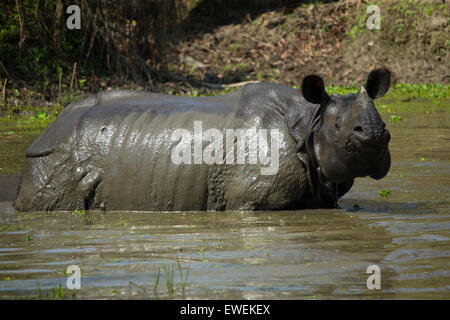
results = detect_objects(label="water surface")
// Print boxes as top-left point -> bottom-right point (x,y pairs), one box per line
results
0,101 -> 448,299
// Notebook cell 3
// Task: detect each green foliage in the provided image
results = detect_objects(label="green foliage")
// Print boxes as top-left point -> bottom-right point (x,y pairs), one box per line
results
163,264 -> 175,296
395,18 -> 405,33
388,83 -> 450,100
390,115 -> 403,122
8,110 -> 57,133
129,258 -> 189,299
326,86 -> 356,95
378,189 -> 391,197
0,0 -> 186,87
35,281 -> 41,299
0,1 -> 81,84
78,79 -> 87,88
153,264 -> 161,295
51,282 -> 65,300
72,209 -> 86,216
2,130 -> 15,136
346,4 -> 369,39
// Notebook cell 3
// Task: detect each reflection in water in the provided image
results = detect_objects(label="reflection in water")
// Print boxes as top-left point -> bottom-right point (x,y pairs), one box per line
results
0,105 -> 449,299
0,201 -> 448,299
0,207 -> 394,299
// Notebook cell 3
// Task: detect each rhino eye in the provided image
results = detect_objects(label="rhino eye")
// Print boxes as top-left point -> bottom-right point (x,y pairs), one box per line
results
335,122 -> 341,129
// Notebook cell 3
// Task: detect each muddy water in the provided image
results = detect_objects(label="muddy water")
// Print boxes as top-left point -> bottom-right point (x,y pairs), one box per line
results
0,102 -> 449,299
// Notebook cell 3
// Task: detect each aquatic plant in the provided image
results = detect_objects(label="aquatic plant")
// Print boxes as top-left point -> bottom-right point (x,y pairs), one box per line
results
163,264 -> 175,297
128,258 -> 189,299
390,115 -> 403,122
51,282 -> 64,300
72,209 -> 86,216
176,256 -> 189,295
153,264 -> 161,298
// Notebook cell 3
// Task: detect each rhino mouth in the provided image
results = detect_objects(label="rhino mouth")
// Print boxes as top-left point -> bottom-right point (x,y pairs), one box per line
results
353,128 -> 391,145
348,129 -> 391,161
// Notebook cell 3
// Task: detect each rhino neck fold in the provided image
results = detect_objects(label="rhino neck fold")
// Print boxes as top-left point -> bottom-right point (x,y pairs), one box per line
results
296,105 -> 352,208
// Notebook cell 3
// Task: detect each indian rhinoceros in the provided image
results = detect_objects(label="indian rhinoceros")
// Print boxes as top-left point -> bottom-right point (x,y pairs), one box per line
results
14,68 -> 392,212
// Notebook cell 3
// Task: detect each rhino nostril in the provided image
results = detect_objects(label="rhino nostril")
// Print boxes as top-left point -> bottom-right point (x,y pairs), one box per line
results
354,125 -> 363,132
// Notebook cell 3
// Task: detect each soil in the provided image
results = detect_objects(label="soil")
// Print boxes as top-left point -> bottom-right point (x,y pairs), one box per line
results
341,0 -> 450,84
164,0 -> 450,88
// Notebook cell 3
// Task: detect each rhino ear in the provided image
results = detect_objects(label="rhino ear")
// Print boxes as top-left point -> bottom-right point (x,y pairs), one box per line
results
364,68 -> 391,99
302,75 -> 331,105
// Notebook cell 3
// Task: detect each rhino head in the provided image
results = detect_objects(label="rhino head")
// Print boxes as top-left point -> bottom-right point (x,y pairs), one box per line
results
302,68 -> 391,184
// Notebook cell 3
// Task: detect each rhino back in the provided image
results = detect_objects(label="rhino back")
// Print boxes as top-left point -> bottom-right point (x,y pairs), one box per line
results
73,94 -> 243,211
25,91 -> 152,157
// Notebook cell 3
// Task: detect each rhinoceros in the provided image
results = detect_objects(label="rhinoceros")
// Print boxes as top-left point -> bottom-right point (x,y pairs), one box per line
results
14,68 -> 392,212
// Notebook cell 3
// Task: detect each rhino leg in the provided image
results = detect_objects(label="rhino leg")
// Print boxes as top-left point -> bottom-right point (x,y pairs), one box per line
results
75,164 -> 103,210
207,166 -> 226,211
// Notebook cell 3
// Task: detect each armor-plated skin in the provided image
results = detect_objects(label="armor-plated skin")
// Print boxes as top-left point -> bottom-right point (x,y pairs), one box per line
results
14,69 -> 392,212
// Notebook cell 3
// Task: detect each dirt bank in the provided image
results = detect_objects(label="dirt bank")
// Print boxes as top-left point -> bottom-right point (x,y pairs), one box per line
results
165,0 -> 450,87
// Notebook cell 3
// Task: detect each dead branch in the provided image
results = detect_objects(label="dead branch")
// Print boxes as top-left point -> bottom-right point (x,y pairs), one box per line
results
58,71 -> 62,105
160,72 -> 260,89
1,78 -> 7,106
15,0 -> 26,56
70,62 -> 77,90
